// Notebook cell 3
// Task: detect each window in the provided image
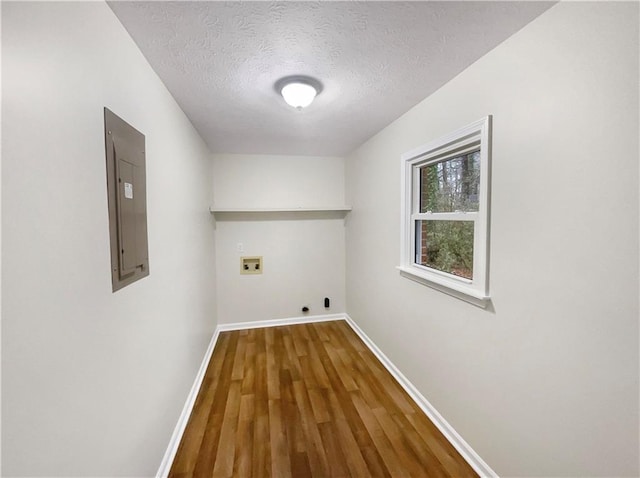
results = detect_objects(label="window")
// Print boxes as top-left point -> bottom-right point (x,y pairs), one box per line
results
399,116 -> 492,307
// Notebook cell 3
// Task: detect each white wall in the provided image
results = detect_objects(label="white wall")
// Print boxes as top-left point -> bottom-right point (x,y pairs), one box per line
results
213,154 -> 346,323
2,2 -> 216,476
345,2 -> 639,477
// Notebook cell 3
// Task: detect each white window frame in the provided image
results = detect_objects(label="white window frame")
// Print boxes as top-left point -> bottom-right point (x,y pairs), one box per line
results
398,116 -> 492,307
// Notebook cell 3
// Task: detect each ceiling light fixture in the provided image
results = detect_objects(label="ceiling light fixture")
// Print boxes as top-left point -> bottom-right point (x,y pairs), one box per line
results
275,75 -> 323,110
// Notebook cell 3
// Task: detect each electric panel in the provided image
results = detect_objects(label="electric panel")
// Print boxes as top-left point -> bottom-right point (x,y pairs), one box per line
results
104,108 -> 149,291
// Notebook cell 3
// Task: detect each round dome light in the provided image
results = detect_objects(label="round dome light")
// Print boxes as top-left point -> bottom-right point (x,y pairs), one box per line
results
275,76 -> 323,110
281,82 -> 317,109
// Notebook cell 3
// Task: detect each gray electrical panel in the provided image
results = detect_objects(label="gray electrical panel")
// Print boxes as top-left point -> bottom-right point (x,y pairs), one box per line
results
104,108 -> 149,291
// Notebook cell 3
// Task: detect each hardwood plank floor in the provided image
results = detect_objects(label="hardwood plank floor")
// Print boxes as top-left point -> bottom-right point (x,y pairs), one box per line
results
169,320 -> 477,478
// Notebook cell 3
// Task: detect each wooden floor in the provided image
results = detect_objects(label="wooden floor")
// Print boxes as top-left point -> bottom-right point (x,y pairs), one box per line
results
169,320 -> 477,478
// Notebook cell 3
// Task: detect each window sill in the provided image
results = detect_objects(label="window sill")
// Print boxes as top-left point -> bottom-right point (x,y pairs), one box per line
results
396,266 -> 490,308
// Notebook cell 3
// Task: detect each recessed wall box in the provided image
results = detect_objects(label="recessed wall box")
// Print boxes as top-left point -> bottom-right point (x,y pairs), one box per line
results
104,108 -> 149,292
241,256 -> 263,275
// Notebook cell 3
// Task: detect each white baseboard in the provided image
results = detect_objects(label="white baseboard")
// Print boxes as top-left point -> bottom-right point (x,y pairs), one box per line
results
343,314 -> 498,478
216,312 -> 347,332
157,312 -> 496,478
155,327 -> 220,478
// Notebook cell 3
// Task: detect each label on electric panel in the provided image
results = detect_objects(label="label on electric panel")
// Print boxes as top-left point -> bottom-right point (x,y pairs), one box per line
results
124,182 -> 133,199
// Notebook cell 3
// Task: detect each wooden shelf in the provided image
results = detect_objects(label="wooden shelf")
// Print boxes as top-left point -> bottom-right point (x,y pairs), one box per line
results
210,206 -> 352,213
209,206 -> 351,220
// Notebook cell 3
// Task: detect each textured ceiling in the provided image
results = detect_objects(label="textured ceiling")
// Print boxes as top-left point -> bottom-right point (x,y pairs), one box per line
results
108,1 -> 554,156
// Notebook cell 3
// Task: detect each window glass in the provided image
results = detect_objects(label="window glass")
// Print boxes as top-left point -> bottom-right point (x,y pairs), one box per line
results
419,151 -> 480,213
415,220 -> 474,279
